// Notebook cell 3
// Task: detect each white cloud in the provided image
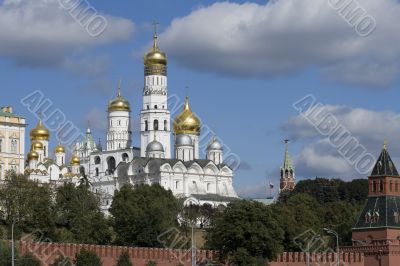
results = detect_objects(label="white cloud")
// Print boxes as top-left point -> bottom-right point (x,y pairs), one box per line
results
283,105 -> 400,178
161,0 -> 400,87
0,0 -> 134,68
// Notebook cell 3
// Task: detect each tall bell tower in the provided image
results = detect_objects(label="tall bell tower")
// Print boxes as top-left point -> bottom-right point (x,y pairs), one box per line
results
280,139 -> 295,191
140,23 -> 171,158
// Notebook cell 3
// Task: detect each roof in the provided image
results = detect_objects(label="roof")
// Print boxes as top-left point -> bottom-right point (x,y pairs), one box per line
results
190,194 -> 239,202
252,198 -> 276,205
370,146 -> 399,177
354,195 -> 400,230
130,157 -> 230,170
0,110 -> 24,119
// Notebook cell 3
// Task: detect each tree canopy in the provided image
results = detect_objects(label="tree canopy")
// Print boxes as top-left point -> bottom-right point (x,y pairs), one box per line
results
110,184 -> 179,247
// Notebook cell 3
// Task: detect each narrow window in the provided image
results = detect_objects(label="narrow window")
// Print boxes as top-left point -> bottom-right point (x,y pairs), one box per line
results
164,120 -> 168,131
154,120 -> 159,131
145,120 -> 148,131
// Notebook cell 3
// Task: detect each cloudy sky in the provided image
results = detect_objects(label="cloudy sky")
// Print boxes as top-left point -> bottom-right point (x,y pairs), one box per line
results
2,0 -> 400,197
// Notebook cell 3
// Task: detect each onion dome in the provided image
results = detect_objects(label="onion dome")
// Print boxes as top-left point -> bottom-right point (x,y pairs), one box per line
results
176,134 -> 193,146
108,83 -> 130,112
70,155 -> 80,166
27,150 -> 39,161
144,32 -> 167,67
54,143 -> 65,154
30,120 -> 50,141
207,138 -> 223,151
173,97 -> 201,135
146,139 -> 165,153
31,140 -> 43,151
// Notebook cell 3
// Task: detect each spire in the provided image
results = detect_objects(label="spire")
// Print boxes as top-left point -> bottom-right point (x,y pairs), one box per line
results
282,139 -> 294,170
117,79 -> 121,97
371,141 -> 399,177
152,21 -> 159,49
184,96 -> 191,111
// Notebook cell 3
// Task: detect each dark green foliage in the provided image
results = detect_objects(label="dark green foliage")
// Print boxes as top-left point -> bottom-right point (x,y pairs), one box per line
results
116,251 -> 132,266
287,177 -> 368,205
110,184 -> 179,247
17,253 -> 41,266
145,261 -> 157,266
0,240 -> 13,266
0,172 -> 55,240
274,177 -> 368,250
206,200 -> 283,265
50,256 -> 73,266
75,249 -> 102,266
54,183 -> 112,244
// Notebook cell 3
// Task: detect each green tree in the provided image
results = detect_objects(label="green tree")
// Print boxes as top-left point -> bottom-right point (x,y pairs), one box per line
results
54,183 -> 112,244
75,249 -> 102,266
0,172 -> 55,240
110,184 -> 179,247
0,240 -> 13,266
145,261 -> 156,266
116,251 -> 132,266
17,253 -> 41,266
273,193 -> 324,251
50,256 -> 73,266
206,200 -> 283,265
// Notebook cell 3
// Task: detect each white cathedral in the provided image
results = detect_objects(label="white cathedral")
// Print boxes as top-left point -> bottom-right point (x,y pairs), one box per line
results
25,32 -> 238,213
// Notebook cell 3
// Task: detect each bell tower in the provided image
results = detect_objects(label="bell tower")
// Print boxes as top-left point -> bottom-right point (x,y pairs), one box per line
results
280,139 -> 295,191
140,23 -> 171,158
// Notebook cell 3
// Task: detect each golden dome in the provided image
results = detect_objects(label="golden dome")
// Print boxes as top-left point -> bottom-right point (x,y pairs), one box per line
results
70,155 -> 80,166
27,150 -> 39,161
144,34 -> 167,67
173,96 -> 201,135
30,120 -> 50,141
108,85 -> 130,112
31,140 -> 43,151
54,143 -> 65,154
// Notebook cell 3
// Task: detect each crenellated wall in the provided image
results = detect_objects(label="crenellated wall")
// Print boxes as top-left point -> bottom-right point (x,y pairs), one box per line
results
14,241 -> 369,266
15,241 -> 217,266
270,252 -> 364,266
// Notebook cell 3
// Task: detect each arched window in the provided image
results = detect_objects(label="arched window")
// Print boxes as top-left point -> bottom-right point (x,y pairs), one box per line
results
155,105 -> 158,109
154,120 -> 159,131
373,181 -> 377,192
145,120 -> 148,131
380,180 -> 384,192
95,168 -> 99,176
122,153 -> 129,162
390,181 -> 393,192
164,120 -> 168,131
0,139 -> 3,152
396,182 -> 399,192
10,140 -> 17,153
94,156 -> 101,165
107,157 -> 116,175
147,105 -> 149,110
118,120 -> 121,126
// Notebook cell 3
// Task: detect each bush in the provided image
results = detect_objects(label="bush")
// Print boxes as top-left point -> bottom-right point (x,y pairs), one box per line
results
50,255 -> 73,266
75,249 -> 102,266
145,261 -> 157,266
116,251 -> 132,266
17,253 -> 42,266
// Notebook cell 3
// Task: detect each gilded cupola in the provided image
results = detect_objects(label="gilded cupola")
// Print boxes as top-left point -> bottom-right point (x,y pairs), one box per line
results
144,24 -> 167,76
173,96 -> 201,135
108,82 -> 130,112
54,143 -> 65,154
30,120 -> 50,141
31,140 -> 44,151
70,155 -> 80,166
27,150 -> 39,161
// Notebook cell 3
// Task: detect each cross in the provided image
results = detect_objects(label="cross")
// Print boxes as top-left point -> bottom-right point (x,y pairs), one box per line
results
152,21 -> 159,37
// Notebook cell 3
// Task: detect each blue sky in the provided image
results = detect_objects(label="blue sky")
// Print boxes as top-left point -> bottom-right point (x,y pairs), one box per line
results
2,0 -> 400,197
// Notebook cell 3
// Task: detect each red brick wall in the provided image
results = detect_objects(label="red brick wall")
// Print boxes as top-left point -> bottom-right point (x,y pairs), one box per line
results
270,252 -> 364,266
16,241 -> 367,266
16,241 -> 217,266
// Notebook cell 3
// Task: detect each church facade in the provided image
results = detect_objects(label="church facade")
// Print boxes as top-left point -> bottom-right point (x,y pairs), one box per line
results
25,31 -> 238,213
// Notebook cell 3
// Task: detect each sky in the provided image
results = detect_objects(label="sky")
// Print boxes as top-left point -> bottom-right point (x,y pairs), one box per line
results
1,0 -> 400,198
